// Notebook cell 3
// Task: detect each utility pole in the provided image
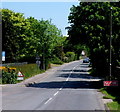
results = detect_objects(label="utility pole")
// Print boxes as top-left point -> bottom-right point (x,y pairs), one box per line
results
110,7 -> 112,80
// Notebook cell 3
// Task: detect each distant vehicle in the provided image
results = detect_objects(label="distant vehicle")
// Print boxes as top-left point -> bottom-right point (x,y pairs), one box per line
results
83,58 -> 90,63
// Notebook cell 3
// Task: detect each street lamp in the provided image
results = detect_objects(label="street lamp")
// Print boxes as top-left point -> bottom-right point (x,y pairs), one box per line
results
110,7 -> 112,80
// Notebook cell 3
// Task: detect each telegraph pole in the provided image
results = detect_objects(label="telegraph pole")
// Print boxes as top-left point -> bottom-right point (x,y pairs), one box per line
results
110,7 -> 112,80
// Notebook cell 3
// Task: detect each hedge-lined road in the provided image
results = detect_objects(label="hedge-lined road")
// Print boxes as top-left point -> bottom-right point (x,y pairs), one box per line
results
2,60 -> 105,110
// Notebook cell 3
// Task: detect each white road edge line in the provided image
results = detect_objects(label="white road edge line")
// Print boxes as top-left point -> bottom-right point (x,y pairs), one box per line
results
54,91 -> 59,96
44,98 -> 53,104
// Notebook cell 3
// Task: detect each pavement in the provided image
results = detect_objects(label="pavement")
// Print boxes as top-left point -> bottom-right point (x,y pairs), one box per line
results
1,60 -> 109,111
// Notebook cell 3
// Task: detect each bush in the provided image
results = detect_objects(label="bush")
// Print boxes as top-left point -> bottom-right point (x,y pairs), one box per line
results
2,67 -> 17,84
51,56 -> 63,65
65,52 -> 76,62
63,57 -> 69,63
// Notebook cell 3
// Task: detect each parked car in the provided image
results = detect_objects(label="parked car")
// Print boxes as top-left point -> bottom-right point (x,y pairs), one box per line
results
83,58 -> 90,63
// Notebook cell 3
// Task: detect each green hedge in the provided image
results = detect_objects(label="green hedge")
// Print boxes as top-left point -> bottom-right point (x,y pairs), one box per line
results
65,52 -> 76,62
51,56 -> 63,65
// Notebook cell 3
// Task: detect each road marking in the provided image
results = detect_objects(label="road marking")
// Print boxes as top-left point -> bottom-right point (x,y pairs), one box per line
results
66,65 -> 78,82
54,91 -> 59,96
44,63 -> 79,105
59,88 -> 62,91
44,98 -> 53,104
73,66 -> 76,69
66,78 -> 69,81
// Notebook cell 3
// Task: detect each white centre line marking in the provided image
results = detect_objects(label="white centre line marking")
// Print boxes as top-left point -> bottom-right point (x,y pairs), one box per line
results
73,66 -> 76,69
44,98 -> 53,104
66,65 -> 78,82
66,78 -> 69,81
54,91 -> 59,96
59,88 -> 62,91
44,63 -> 80,105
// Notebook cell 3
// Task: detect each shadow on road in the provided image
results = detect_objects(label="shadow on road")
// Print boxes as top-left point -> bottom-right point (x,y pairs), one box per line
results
26,63 -> 103,89
58,69 -> 88,72
80,65 -> 91,68
57,73 -> 93,79
26,62 -> 104,89
26,80 -> 103,89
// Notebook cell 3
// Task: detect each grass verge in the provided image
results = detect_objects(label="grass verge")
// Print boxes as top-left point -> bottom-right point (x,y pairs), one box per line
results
0,78 -> 2,84
107,101 -> 120,111
100,87 -> 120,111
2,63 -> 63,84
10,64 -> 45,83
51,64 -> 61,67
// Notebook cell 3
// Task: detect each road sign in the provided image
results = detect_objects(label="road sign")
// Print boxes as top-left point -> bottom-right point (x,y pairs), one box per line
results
36,54 -> 40,60
36,57 -> 40,60
2,51 -> 5,61
36,60 -> 41,67
103,81 -> 118,86
81,51 -> 85,56
17,71 -> 24,80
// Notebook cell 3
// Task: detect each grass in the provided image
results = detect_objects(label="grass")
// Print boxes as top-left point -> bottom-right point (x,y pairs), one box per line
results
10,64 -> 45,82
88,68 -> 120,111
0,70 -> 2,84
100,87 -> 120,111
107,102 -> 120,111
100,88 -> 116,100
0,78 -> 2,84
1,62 -> 63,84
51,64 -> 61,67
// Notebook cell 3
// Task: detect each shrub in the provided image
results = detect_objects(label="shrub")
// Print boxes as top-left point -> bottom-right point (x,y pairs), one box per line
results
2,67 -> 17,84
63,57 -> 69,63
51,56 -> 63,65
65,52 -> 76,62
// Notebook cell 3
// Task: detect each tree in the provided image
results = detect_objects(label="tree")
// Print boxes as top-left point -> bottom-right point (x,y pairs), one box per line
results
2,9 -> 31,62
3,8 -> 74,70
68,2 -> 120,78
26,17 -> 64,70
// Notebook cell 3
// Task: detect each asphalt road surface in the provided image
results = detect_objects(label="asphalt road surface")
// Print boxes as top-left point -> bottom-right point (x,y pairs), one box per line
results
2,60 -> 105,111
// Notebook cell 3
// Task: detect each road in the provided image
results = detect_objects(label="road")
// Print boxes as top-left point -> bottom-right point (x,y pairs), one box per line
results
2,60 -> 105,111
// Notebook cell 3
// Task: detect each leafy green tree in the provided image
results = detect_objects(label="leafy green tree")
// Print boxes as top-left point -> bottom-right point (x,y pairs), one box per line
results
68,2 -> 120,78
2,9 -> 31,62
3,8 -> 77,71
27,17 -> 64,70
2,9 -> 65,70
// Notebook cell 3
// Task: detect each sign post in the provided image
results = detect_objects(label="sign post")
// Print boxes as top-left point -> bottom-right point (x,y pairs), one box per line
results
36,54 -> 41,67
